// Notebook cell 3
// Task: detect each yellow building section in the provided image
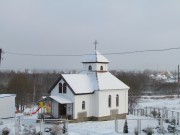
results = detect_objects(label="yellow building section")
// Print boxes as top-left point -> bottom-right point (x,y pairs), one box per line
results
39,102 -> 51,113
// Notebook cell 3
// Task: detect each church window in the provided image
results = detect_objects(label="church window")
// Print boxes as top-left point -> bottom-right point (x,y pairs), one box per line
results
108,95 -> 111,107
100,66 -> 103,71
116,95 -> 119,107
59,83 -> 62,93
63,83 -> 67,93
88,65 -> 92,71
82,101 -> 85,110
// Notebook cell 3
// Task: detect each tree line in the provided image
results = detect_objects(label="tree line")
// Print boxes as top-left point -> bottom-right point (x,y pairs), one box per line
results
0,70 -> 179,111
0,71 -> 60,111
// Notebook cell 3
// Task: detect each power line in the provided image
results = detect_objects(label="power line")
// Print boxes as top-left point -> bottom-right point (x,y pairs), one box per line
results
103,47 -> 180,55
4,51 -> 82,57
3,46 -> 180,57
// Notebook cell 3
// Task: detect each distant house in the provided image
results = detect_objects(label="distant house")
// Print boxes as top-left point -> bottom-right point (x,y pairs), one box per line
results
48,50 -> 129,121
0,94 -> 16,118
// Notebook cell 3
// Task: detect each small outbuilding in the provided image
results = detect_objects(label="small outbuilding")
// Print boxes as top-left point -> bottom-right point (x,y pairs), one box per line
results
0,94 -> 16,118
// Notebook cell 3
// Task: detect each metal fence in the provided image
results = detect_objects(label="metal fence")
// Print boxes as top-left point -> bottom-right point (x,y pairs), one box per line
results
0,118 -> 68,135
115,118 -> 180,134
129,107 -> 180,124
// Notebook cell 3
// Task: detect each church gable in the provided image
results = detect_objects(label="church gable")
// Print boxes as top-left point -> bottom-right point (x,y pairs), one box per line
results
48,75 -> 76,95
48,74 -> 95,95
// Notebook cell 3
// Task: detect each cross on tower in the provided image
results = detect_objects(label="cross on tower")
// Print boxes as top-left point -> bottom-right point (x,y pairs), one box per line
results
94,40 -> 98,50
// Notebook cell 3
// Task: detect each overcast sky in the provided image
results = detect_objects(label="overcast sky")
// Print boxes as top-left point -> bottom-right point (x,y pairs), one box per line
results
0,0 -> 180,72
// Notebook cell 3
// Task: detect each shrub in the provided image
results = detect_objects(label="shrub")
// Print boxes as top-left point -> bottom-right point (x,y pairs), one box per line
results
50,124 -> 63,135
134,127 -> 138,135
123,120 -> 128,133
2,127 -> 10,135
22,124 -> 36,135
144,127 -> 154,135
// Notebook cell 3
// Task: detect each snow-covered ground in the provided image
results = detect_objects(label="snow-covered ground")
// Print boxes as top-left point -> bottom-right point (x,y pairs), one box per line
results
136,96 -> 180,111
1,97 -> 180,135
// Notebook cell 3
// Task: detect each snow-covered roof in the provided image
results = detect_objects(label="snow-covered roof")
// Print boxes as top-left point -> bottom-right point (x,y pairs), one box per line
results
97,72 -> 129,90
0,94 -> 16,98
82,50 -> 110,63
62,74 -> 98,93
50,95 -> 72,104
51,72 -> 129,94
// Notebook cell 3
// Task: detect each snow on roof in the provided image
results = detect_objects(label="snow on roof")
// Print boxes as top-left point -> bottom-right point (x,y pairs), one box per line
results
97,72 -> 130,90
61,72 -> 129,94
50,95 -> 72,104
62,74 -> 98,94
82,50 -> 110,63
0,94 -> 16,98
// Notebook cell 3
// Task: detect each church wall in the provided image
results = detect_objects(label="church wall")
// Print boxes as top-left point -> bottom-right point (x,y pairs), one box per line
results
51,79 -> 75,101
52,100 -> 59,118
92,91 -> 99,117
83,63 -> 108,71
74,94 -> 93,119
96,63 -> 108,71
66,103 -> 73,117
98,89 -> 128,117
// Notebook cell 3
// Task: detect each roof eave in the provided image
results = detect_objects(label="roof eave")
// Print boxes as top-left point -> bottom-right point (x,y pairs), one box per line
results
81,62 -> 109,64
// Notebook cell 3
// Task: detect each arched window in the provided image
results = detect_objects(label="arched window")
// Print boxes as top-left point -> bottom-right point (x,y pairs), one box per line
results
116,94 -> 119,107
100,66 -> 103,71
88,65 -> 92,71
59,83 -> 62,93
63,83 -> 66,93
82,101 -> 85,110
108,95 -> 111,107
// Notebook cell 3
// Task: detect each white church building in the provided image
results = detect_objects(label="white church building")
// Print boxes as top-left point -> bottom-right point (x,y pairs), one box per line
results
48,50 -> 129,121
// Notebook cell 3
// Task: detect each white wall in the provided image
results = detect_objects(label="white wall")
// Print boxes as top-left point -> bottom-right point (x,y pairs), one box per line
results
51,79 -> 74,101
97,89 -> 128,117
66,103 -> 73,116
74,94 -> 93,119
83,63 -> 108,72
51,101 -> 59,118
0,95 -> 16,118
92,91 -> 99,117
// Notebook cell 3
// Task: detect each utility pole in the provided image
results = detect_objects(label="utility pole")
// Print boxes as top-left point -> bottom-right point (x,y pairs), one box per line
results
178,65 -> 180,98
0,48 -> 2,64
178,65 -> 179,83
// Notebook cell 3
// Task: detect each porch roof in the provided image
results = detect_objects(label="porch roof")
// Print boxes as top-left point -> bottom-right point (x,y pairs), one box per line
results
50,95 -> 72,104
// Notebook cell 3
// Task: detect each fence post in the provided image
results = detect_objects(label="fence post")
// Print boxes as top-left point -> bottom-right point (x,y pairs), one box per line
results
160,117 -> 163,131
66,119 -> 68,134
177,112 -> 179,125
40,118 -> 44,134
15,117 -> 20,135
166,110 -> 168,119
172,111 -> 174,119
150,107 -> 152,117
115,119 -> 118,133
137,119 -> 141,135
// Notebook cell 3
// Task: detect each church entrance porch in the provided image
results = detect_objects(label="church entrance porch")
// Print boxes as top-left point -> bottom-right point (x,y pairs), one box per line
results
48,95 -> 73,119
41,95 -> 73,119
